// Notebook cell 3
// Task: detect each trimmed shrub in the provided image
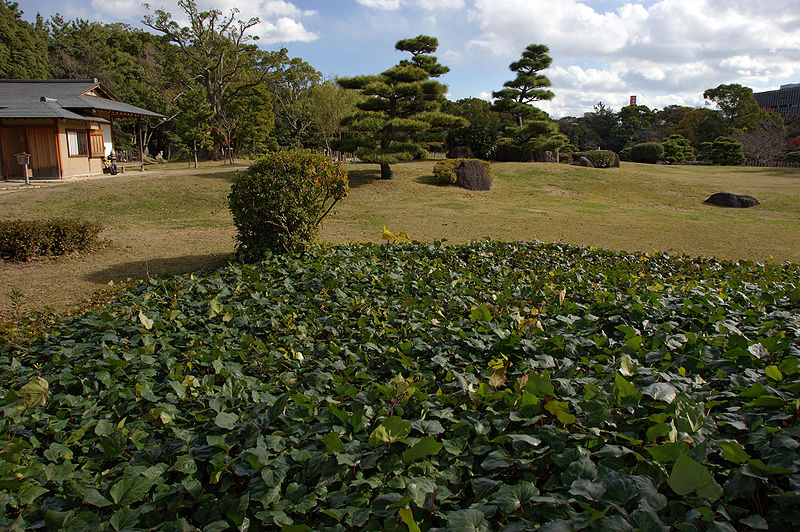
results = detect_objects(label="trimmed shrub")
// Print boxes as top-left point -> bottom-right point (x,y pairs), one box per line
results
700,137 -> 746,166
630,142 -> 665,164
432,158 -> 491,186
571,150 -> 617,168
228,149 -> 349,258
445,125 -> 498,160
662,134 -> 694,163
0,218 -> 101,261
494,142 -> 532,162
559,153 -> 573,164
619,147 -> 632,162
784,151 -> 800,164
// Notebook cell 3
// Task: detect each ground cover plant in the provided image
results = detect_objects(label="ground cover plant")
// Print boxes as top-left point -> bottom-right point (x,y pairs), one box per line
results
2,241 -> 799,530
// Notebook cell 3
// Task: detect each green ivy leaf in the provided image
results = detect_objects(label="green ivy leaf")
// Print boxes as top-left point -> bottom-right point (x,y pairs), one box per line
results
369,416 -> 411,446
668,454 -> 722,500
447,509 -> 489,532
398,508 -> 421,532
544,400 -> 576,425
717,440 -> 750,464
214,411 -> 238,430
109,477 -> 155,506
765,365 -> 783,381
402,436 -> 442,463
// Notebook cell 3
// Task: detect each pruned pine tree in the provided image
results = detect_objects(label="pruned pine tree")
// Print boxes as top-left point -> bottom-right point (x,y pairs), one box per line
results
336,35 -> 467,179
492,43 -> 564,156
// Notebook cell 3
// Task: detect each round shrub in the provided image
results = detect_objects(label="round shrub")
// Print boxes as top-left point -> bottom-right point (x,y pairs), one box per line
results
228,150 -> 348,258
494,142 -> 532,162
432,158 -> 492,186
619,147 -> 632,162
445,125 -> 498,160
699,137 -> 745,166
630,142 -> 665,164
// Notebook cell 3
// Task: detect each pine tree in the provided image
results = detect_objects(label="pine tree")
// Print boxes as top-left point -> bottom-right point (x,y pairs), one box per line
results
336,35 -> 467,179
492,44 -> 564,159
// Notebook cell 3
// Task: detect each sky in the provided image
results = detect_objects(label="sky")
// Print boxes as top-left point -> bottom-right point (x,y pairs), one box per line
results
18,0 -> 800,118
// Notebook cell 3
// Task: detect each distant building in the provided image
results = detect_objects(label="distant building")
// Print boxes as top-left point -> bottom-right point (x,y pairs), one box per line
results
754,83 -> 800,117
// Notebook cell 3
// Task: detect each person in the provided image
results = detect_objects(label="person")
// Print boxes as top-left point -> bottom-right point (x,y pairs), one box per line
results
108,151 -> 119,175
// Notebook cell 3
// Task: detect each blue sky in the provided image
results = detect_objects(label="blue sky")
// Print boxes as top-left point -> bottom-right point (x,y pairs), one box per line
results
19,0 -> 800,118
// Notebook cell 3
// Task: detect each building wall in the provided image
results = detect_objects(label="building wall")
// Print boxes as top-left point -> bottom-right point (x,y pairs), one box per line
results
57,119 -> 106,178
754,85 -> 800,117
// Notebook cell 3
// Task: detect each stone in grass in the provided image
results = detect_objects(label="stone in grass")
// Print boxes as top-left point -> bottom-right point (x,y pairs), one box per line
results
570,156 -> 595,168
704,192 -> 760,208
456,159 -> 491,191
447,145 -> 474,159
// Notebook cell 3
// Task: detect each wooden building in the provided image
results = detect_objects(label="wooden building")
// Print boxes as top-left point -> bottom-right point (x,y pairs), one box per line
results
0,79 -> 163,179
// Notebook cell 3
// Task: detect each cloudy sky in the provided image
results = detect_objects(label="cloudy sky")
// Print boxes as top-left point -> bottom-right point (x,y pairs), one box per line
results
19,0 -> 800,118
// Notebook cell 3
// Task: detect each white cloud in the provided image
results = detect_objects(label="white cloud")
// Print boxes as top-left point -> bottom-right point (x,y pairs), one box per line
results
90,0 -> 140,19
356,0 -> 401,9
356,0 -> 465,10
255,16 -> 317,44
459,0 -> 800,116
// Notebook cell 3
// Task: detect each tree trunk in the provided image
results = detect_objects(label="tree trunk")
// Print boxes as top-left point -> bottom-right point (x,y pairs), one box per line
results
193,139 -> 198,169
379,163 -> 393,180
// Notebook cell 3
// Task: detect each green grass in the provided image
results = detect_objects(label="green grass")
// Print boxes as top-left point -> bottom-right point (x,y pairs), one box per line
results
1,160 -> 799,314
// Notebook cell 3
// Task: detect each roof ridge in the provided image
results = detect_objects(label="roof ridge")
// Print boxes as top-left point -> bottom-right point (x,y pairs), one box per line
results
0,79 -> 98,83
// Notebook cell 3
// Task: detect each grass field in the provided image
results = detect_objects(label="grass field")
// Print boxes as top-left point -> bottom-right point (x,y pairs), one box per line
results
1,159 -> 799,314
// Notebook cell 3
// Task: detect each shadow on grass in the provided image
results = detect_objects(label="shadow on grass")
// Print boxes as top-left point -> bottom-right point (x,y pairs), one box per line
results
347,168 -> 381,189
413,174 -> 442,186
85,253 -> 233,284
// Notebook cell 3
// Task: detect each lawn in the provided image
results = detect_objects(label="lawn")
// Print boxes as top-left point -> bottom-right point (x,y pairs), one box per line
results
1,159 -> 799,315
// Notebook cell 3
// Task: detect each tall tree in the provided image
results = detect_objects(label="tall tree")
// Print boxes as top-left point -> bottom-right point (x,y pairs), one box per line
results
703,83 -> 767,132
144,0 -> 286,161
337,35 -> 467,179
268,57 -> 322,147
491,43 -> 563,156
0,1 -> 49,78
304,79 -> 363,154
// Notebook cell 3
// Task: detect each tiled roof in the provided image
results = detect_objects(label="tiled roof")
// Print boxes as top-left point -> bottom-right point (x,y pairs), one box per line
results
0,79 -> 163,120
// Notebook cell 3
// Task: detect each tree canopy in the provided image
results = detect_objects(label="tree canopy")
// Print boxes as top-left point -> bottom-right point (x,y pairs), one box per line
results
336,35 -> 466,179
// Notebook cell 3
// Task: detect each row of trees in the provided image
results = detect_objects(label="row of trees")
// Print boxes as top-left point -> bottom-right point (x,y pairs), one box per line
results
3,0 -> 798,167
1,0 -> 361,161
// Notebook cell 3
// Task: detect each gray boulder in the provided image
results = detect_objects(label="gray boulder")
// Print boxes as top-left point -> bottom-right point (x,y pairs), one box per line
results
704,193 -> 760,208
570,156 -> 594,168
456,160 -> 491,191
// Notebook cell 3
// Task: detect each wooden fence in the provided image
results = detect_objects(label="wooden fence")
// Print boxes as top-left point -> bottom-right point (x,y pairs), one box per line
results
744,160 -> 800,168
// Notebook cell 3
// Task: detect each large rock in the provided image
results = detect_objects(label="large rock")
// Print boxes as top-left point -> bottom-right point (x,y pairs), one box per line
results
447,145 -> 474,159
704,192 -> 760,208
456,160 -> 491,191
535,150 -> 558,163
570,156 -> 594,168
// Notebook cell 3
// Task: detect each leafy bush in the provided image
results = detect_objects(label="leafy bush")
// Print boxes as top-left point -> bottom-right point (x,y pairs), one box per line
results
228,149 -> 348,257
699,136 -> 746,166
662,134 -> 695,163
630,142 -> 665,164
2,241 -> 799,530
445,125 -> 498,160
0,218 -> 101,261
571,150 -> 618,168
494,142 -> 532,162
559,153 -> 573,164
432,158 -> 491,185
784,151 -> 800,164
619,146 -> 632,161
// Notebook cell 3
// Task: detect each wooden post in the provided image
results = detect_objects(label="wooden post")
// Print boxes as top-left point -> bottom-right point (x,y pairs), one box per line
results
137,117 -> 144,171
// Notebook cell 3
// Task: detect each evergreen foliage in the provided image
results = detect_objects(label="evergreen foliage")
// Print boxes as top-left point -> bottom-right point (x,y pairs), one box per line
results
336,35 -> 467,179
491,44 -> 565,156
228,150 -> 349,257
0,1 -> 49,78
630,142 -> 665,164
662,134 -> 694,163
699,137 -> 746,166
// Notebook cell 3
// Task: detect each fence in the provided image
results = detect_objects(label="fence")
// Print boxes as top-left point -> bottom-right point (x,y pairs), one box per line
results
744,160 -> 800,168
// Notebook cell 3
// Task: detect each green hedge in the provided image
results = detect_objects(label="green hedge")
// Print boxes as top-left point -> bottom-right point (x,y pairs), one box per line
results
0,218 -> 101,261
630,142 -> 665,164
432,158 -> 492,186
571,150 -> 618,168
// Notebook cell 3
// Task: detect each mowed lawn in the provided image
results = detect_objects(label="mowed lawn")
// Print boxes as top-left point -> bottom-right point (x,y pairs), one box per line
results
1,159 -> 799,313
